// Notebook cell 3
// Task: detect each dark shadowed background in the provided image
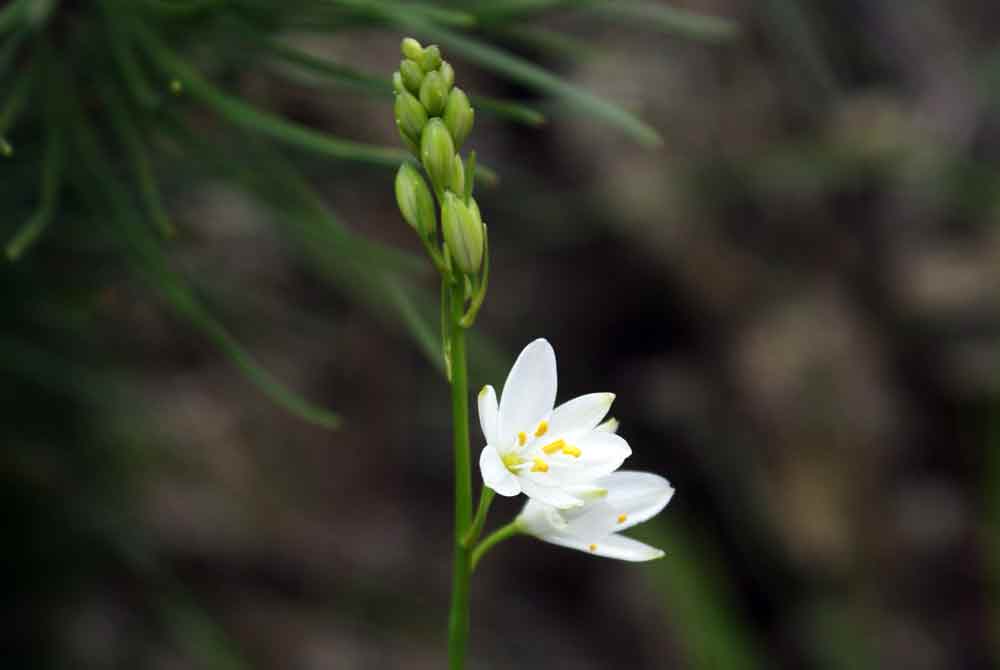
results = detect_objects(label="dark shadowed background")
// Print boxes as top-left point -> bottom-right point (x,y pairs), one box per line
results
3,0 -> 999,668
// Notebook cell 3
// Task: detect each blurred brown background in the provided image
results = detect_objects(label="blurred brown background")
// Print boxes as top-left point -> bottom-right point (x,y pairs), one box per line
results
4,0 -> 1000,668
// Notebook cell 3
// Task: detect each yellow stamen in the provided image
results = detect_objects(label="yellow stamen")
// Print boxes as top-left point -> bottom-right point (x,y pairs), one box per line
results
588,544 -> 597,552
501,452 -> 524,471
562,445 -> 581,458
617,513 -> 628,524
541,438 -> 566,455
534,420 -> 549,437
518,432 -> 527,446
530,457 -> 549,473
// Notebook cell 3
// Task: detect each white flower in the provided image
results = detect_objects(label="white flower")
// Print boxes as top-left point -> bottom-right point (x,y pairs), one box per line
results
517,471 -> 674,561
477,338 -> 631,509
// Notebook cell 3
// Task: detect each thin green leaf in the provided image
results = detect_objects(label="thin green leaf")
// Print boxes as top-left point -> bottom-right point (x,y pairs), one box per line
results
6,121 -> 63,260
136,23 -> 412,168
466,0 -> 588,25
0,0 -> 25,34
0,70 -> 33,135
102,1 -> 161,108
102,82 -> 175,237
65,97 -> 343,429
141,0 -> 226,17
587,2 -> 739,42
488,24 -> 594,60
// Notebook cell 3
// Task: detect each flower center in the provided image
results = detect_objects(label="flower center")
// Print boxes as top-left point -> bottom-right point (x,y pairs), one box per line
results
501,451 -> 524,473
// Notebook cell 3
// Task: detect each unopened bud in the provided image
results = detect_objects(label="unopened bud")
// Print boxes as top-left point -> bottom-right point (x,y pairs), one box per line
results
401,37 -> 423,62
392,71 -> 405,95
443,87 -> 474,149
449,153 -> 465,196
419,45 -> 442,72
394,90 -> 428,145
442,191 -> 484,274
420,118 -> 455,194
439,61 -> 455,90
419,71 -> 448,117
400,59 -> 424,95
397,125 -> 420,156
395,163 -> 437,238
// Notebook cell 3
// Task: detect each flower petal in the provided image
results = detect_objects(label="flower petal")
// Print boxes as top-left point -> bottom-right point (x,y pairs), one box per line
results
546,431 -> 632,485
594,470 -> 675,532
595,417 -> 619,433
498,339 -> 557,447
479,446 -> 521,497
517,498 -> 568,536
547,393 -> 615,440
539,532 -> 664,561
518,476 -> 583,509
477,385 -> 499,445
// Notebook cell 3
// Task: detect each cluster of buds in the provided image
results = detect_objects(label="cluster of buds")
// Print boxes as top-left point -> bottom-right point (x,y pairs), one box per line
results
393,37 -> 484,280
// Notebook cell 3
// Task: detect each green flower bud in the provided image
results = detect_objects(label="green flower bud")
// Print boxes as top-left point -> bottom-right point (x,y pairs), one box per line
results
401,37 -> 423,61
420,118 -> 454,194
395,163 -> 437,238
400,59 -> 424,95
419,45 -> 442,72
419,71 -> 448,117
397,125 -> 420,156
442,191 -> 484,274
449,153 -> 465,196
469,196 -> 481,223
439,61 -> 455,90
394,90 -> 428,145
443,87 -> 474,149
392,71 -> 405,95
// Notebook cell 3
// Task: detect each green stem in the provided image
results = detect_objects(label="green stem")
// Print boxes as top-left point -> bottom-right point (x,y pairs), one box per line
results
462,487 -> 495,548
470,521 -> 522,572
447,280 -> 472,670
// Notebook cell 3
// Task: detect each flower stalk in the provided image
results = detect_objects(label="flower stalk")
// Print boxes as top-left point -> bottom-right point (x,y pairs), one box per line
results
447,278 -> 473,669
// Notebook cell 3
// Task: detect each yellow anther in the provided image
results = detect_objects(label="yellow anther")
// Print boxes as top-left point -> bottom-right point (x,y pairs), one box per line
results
518,432 -> 527,446
588,543 -> 597,552
617,513 -> 628,524
541,438 -> 566,455
561,445 -> 581,458
530,457 -> 549,473
534,421 -> 549,437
